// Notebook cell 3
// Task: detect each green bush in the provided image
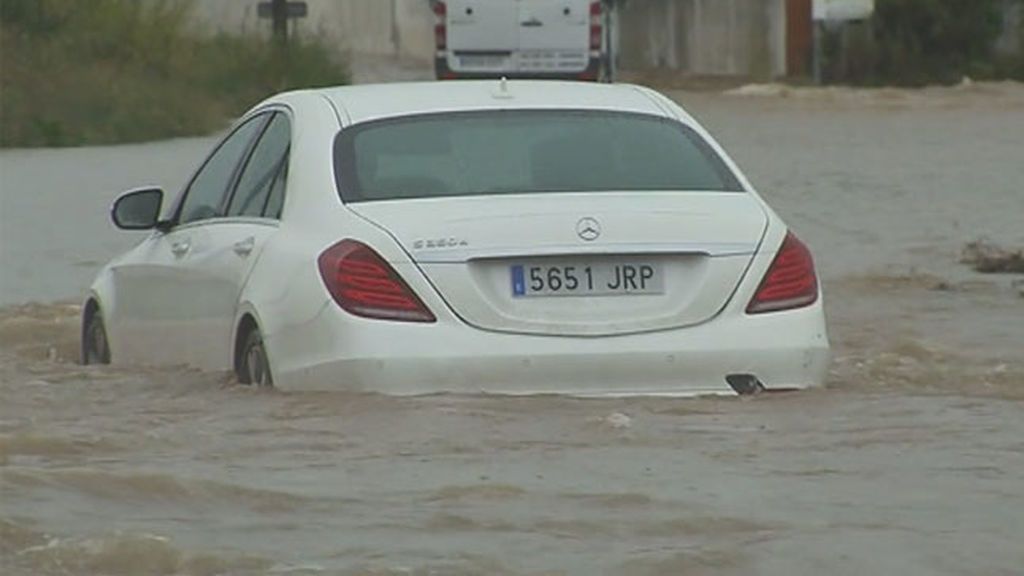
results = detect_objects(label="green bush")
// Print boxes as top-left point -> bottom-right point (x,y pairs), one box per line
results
827,0 -> 1021,85
875,0 -> 1001,84
0,0 -> 349,147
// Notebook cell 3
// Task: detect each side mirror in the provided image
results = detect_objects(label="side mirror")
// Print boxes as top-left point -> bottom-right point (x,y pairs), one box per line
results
111,187 -> 164,230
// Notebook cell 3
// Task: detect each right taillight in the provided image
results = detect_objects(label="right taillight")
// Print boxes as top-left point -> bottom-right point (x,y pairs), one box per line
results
746,232 -> 819,314
318,240 -> 436,323
433,1 -> 447,51
589,1 -> 603,51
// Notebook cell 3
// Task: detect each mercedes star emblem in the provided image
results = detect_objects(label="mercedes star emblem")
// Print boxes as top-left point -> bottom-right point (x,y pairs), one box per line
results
576,217 -> 601,241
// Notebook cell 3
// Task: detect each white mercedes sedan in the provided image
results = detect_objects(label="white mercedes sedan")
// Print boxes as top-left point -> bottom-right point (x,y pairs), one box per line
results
82,80 -> 829,396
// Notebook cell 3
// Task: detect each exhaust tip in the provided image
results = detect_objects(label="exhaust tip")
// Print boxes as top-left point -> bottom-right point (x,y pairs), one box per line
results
726,374 -> 765,396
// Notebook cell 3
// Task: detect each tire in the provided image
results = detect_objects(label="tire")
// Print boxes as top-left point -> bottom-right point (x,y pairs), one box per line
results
82,311 -> 111,365
600,54 -> 615,83
238,328 -> 273,387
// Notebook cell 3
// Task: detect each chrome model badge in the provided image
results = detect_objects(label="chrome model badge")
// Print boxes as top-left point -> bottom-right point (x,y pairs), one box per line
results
412,237 -> 469,250
576,217 -> 601,242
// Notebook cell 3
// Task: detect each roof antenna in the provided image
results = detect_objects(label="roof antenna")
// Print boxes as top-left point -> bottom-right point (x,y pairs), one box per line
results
493,76 -> 513,99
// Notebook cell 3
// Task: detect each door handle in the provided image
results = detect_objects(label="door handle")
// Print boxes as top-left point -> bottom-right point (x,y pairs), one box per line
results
233,236 -> 255,257
170,240 -> 190,257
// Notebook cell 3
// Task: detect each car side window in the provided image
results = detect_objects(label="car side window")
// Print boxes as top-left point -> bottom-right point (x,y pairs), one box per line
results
227,113 -> 291,219
263,148 -> 289,219
177,115 -> 268,226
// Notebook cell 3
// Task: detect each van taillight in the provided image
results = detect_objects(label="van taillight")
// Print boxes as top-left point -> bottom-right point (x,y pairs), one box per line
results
318,240 -> 436,323
589,1 -> 603,51
434,1 -> 447,51
746,232 -> 819,314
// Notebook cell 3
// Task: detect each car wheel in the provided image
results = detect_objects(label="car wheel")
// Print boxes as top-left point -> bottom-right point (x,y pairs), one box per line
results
82,311 -> 111,365
239,328 -> 273,387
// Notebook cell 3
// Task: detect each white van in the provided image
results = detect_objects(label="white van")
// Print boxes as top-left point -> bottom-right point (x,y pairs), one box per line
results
432,0 -> 615,81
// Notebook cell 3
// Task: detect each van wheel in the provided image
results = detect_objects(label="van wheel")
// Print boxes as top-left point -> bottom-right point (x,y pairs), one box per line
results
82,312 -> 111,365
238,328 -> 273,387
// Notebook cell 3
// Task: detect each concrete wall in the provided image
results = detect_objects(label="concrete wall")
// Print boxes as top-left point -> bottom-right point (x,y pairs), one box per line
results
189,0 -> 788,78
190,0 -> 434,62
616,0 -> 787,78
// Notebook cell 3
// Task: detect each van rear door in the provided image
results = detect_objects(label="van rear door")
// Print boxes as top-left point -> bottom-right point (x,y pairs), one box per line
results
516,0 -> 591,74
446,0 -> 518,73
444,0 -> 593,76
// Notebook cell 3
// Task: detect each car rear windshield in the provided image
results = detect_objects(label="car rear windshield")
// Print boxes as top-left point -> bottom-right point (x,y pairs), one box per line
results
334,110 -> 744,202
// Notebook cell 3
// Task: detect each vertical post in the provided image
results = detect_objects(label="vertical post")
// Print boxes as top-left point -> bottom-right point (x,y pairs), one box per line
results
390,0 -> 401,56
812,20 -> 822,84
271,0 -> 288,46
606,0 -> 617,80
666,0 -> 677,70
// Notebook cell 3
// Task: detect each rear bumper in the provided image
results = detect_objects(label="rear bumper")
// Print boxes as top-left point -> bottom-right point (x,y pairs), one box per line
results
435,56 -> 603,81
267,300 -> 830,396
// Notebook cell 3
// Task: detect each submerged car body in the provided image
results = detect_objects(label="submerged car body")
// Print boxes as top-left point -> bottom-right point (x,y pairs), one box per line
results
82,80 -> 829,396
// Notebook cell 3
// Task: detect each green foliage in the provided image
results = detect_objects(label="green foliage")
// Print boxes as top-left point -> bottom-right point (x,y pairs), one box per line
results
834,0 -> 1020,85
0,0 -> 349,147
875,0 -> 1002,84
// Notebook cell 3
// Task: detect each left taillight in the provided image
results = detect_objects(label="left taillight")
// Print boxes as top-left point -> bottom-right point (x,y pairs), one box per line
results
746,232 -> 819,314
318,240 -> 436,323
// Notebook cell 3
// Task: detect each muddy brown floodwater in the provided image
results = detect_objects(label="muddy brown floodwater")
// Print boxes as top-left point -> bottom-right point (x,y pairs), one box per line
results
2,78 -> 1023,575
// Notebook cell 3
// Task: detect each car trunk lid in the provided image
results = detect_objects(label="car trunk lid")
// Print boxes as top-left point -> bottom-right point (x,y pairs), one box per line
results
347,192 -> 767,336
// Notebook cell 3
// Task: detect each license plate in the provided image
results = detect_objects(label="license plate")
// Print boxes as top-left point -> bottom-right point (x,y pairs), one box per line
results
519,51 -> 587,71
511,262 -> 664,297
459,55 -> 507,68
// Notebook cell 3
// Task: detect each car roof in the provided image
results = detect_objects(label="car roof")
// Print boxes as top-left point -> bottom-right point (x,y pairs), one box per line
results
312,80 -> 677,126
